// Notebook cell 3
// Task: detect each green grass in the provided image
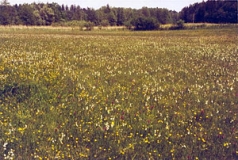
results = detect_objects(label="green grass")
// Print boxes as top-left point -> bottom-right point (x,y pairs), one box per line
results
0,27 -> 237,159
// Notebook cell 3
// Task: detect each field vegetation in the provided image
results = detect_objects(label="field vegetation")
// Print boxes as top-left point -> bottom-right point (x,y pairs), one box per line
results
0,26 -> 237,159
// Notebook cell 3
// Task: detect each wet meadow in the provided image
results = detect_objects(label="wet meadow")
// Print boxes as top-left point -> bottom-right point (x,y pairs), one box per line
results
0,26 -> 237,159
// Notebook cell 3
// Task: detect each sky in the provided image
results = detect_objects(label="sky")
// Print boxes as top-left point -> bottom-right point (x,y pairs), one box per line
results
7,0 -> 204,12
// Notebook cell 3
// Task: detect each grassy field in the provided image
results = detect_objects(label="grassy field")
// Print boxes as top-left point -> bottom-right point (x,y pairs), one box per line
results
0,26 -> 237,159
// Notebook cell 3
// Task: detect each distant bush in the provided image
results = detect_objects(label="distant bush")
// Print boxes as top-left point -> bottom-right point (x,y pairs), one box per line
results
84,22 -> 95,31
124,20 -> 133,30
169,19 -> 185,30
134,17 -> 159,31
101,20 -> 110,27
176,19 -> 185,29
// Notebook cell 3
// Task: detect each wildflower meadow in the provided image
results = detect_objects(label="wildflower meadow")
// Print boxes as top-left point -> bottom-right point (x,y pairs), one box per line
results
0,26 -> 237,159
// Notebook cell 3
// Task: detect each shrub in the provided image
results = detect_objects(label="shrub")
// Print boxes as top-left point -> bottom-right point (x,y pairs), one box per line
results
169,19 -> 185,30
101,20 -> 110,27
84,22 -> 94,31
134,17 -> 159,31
124,20 -> 133,30
176,19 -> 185,29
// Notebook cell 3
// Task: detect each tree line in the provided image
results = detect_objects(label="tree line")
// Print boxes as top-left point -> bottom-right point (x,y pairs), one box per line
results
0,0 -> 237,26
0,2 -> 178,26
180,0 -> 237,23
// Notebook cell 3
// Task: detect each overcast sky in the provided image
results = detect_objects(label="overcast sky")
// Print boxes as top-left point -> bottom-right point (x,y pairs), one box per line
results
7,0 -> 204,12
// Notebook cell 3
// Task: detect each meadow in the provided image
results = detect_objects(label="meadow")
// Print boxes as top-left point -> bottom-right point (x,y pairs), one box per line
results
0,26 -> 237,159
